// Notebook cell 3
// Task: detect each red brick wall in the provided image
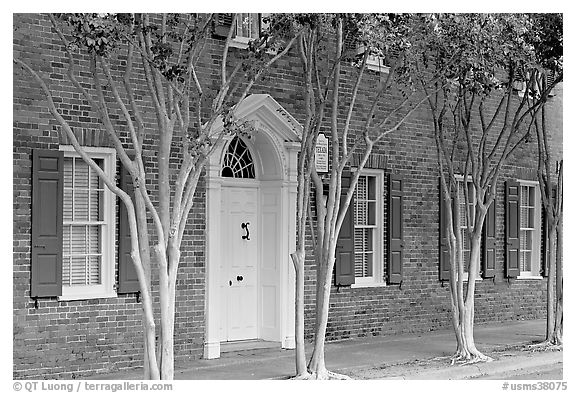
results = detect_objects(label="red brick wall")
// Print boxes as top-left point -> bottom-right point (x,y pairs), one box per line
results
13,14 -> 206,379
13,13 -> 559,378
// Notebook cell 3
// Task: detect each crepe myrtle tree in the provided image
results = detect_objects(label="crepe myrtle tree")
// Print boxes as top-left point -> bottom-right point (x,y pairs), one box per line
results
535,113 -> 563,348
14,13 -> 302,380
527,13 -> 563,348
278,13 -> 444,379
406,13 -> 563,363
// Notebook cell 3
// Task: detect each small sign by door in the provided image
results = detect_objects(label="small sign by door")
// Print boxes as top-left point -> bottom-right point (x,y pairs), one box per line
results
315,133 -> 329,173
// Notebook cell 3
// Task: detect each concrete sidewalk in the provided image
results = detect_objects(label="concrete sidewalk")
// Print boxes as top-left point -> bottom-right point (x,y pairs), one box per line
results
94,319 -> 561,380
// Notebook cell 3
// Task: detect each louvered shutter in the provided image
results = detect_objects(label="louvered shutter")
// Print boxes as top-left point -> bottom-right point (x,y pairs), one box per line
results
387,174 -> 404,284
118,162 -> 139,293
482,198 -> 497,278
334,173 -> 355,286
439,180 -> 451,281
31,149 -> 64,297
505,181 -> 521,278
213,13 -> 235,38
542,185 -> 557,277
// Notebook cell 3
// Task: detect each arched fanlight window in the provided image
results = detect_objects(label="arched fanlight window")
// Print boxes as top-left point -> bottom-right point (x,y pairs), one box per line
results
221,136 -> 256,179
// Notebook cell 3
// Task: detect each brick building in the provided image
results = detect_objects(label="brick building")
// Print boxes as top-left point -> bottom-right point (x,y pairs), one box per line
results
13,13 -> 563,379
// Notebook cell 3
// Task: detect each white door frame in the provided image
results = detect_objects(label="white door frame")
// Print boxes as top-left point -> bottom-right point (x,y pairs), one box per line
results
204,95 -> 301,359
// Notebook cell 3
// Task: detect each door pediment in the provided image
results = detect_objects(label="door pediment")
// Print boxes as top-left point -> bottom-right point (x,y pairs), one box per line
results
210,94 -> 302,143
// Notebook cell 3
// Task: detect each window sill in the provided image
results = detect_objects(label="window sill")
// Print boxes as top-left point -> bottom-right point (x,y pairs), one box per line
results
351,282 -> 387,289
229,37 -> 251,49
365,61 -> 390,73
58,291 -> 117,302
516,275 -> 543,280
229,37 -> 278,56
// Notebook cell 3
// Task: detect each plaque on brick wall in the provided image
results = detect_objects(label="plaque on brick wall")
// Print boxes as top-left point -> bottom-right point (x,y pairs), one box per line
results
315,133 -> 328,173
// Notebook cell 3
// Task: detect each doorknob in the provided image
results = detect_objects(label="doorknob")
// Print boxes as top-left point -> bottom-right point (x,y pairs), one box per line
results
241,222 -> 250,240
237,275 -> 244,282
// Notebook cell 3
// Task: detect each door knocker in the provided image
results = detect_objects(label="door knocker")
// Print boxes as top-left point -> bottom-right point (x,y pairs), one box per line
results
241,222 -> 250,240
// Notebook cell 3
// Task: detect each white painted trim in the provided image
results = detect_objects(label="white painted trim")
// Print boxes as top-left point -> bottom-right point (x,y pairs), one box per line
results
353,169 -> 384,286
517,180 -> 543,278
516,275 -> 544,280
351,282 -> 387,289
205,96 -> 300,358
58,146 -> 116,301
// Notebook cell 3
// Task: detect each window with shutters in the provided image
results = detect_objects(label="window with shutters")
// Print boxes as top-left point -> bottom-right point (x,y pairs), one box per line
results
518,181 -> 543,278
352,170 -> 383,286
60,146 -> 116,300
456,177 -> 480,280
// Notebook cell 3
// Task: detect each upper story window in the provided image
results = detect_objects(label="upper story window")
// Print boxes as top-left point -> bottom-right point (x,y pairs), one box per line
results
221,136 -> 256,179
213,13 -> 269,49
60,147 -> 116,300
234,13 -> 265,42
351,44 -> 390,73
352,170 -> 383,286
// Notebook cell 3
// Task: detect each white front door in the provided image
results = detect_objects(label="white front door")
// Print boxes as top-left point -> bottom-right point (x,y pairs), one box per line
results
220,185 -> 258,341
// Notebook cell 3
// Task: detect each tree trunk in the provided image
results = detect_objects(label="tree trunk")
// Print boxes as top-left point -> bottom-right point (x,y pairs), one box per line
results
552,220 -> 563,345
307,262 -> 331,378
545,220 -> 557,342
451,236 -> 491,362
290,251 -> 308,377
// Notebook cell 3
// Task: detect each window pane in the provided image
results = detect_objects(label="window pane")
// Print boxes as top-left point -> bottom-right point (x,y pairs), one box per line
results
354,252 -> 367,277
63,226 -> 71,254
69,256 -> 88,285
74,189 -> 89,220
89,190 -> 103,221
64,158 -> 73,188
87,255 -> 101,285
74,159 -> 89,188
63,189 -> 73,221
528,207 -> 534,228
355,200 -> 367,225
367,201 -> 376,226
70,226 -> 87,254
62,256 -> 71,285
357,176 -> 367,200
87,225 -> 101,254
364,253 -> 373,277
368,176 -> 376,200
90,159 -> 104,190
354,228 -> 374,278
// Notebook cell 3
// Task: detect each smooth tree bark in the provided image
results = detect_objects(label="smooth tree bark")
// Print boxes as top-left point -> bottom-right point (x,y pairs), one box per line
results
14,12 -> 301,379
287,14 -> 439,379
411,14 -> 563,363
534,95 -> 563,347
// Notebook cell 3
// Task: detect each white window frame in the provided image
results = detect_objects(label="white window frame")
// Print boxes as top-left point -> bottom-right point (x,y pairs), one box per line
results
58,146 -> 117,300
455,175 -> 481,282
357,45 -> 390,73
517,179 -> 543,280
351,169 -> 385,288
230,13 -> 268,49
